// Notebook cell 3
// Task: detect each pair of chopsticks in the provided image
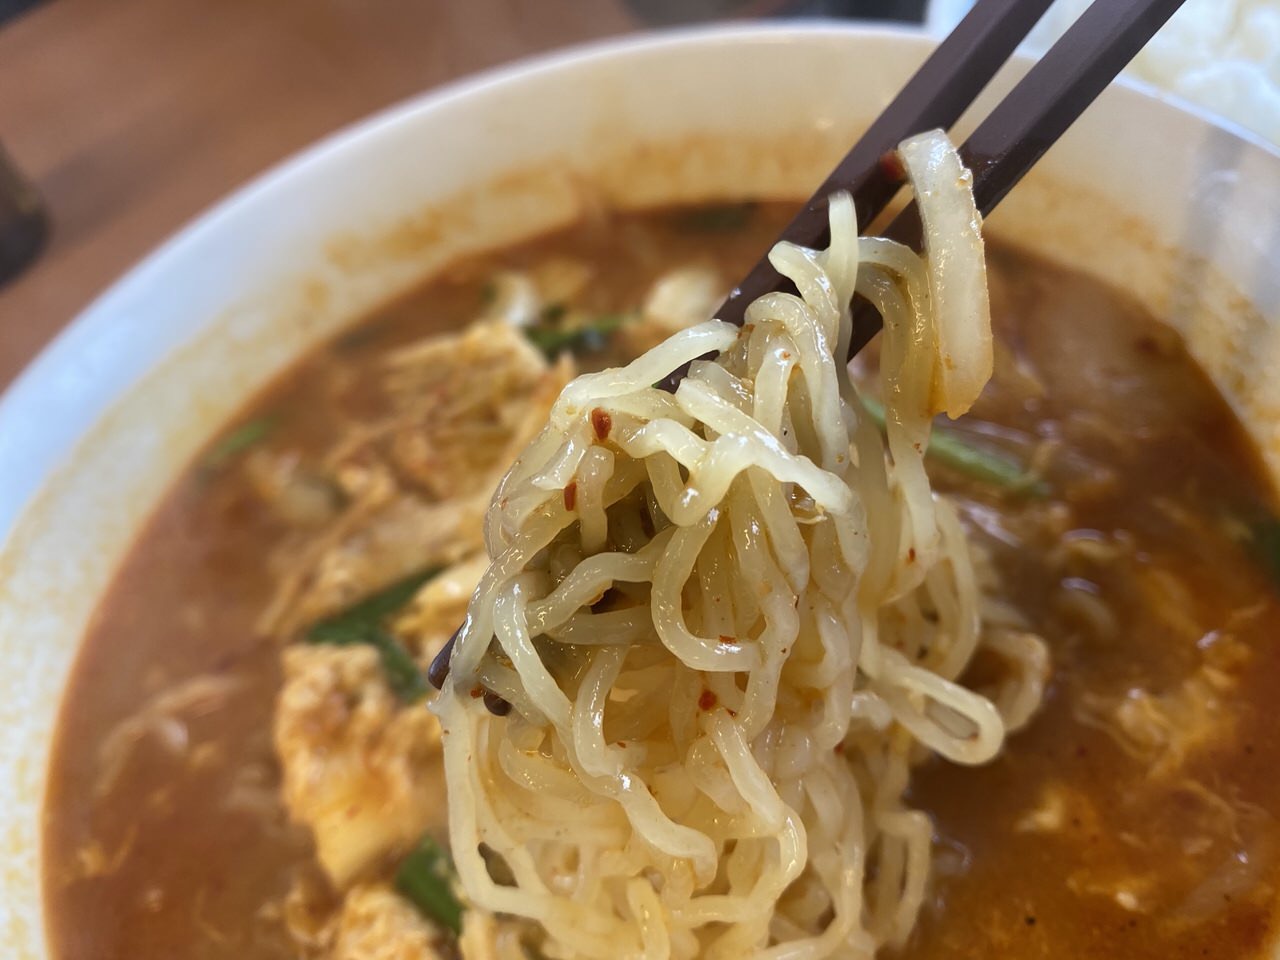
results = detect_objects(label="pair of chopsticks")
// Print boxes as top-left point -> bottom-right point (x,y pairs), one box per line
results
719,0 -> 1188,357
428,0 -> 1187,698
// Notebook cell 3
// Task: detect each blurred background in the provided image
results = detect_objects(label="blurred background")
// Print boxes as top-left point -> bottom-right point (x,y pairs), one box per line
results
4,0 -> 1278,389
0,0 -> 929,387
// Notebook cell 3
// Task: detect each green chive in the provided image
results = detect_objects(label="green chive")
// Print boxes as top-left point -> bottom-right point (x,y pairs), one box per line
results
203,417 -> 274,470
334,319 -> 392,352
523,313 -> 630,359
676,202 -> 756,232
860,396 -> 1049,497
1223,512 -> 1280,594
396,835 -> 463,935
308,567 -> 442,641
305,567 -> 441,702
368,629 -> 430,702
1247,517 -> 1280,584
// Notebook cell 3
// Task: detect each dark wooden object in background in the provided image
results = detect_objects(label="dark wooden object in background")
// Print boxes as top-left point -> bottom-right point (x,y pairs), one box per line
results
0,0 -> 42,27
0,142 -> 47,286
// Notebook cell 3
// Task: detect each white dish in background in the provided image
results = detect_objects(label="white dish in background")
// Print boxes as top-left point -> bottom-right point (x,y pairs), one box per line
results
926,0 -> 1280,146
1,22 -> 1279,960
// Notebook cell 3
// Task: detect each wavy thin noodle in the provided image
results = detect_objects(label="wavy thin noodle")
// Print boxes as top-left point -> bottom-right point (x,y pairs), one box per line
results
437,130 -> 1049,959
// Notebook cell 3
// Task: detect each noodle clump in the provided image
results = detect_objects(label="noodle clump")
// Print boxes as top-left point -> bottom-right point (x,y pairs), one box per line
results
436,130 -> 1047,959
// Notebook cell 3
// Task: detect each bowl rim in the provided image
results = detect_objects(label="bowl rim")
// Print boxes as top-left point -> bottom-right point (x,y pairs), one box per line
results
5,17 -> 1278,546
0,20 -> 923,544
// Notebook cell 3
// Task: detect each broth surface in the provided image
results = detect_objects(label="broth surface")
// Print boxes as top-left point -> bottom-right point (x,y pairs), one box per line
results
43,203 -> 1280,959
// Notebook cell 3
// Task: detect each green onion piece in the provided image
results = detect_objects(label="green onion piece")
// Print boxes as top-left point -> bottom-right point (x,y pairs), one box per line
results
1232,514 -> 1280,593
523,313 -> 630,359
203,416 -> 274,470
305,567 -> 441,701
368,629 -> 430,702
1248,517 -> 1280,581
334,319 -> 393,352
676,202 -> 756,232
306,624 -> 427,702
396,835 -> 463,935
860,396 -> 1049,497
308,567 -> 442,641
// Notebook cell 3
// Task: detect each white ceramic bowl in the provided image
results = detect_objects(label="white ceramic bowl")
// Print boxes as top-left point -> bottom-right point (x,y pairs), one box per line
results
2,23 -> 1279,960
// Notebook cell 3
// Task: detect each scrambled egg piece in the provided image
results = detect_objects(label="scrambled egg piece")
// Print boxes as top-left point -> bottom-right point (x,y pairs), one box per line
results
274,645 -> 445,888
331,884 -> 451,960
1080,630 -> 1251,778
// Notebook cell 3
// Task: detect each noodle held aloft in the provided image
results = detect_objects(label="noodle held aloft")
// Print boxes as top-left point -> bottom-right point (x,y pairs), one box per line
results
436,129 -> 1047,959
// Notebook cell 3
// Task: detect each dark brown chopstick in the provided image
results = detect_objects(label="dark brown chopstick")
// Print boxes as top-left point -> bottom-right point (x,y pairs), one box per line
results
648,0 -> 1056,392
429,0 -> 1053,696
847,0 -> 1189,357
966,0 -> 1187,215
715,0 -> 1056,330
429,0 -> 1186,701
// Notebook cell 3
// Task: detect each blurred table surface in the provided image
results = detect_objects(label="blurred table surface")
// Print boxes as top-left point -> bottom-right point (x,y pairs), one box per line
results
0,0 -> 654,388
0,0 -> 924,390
